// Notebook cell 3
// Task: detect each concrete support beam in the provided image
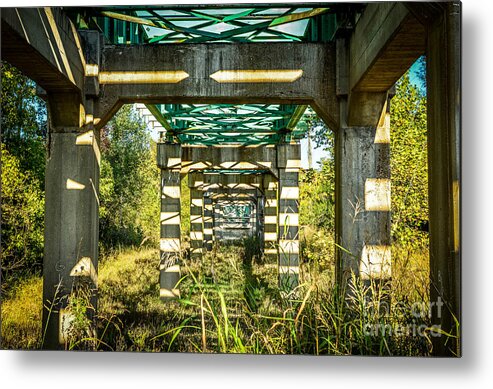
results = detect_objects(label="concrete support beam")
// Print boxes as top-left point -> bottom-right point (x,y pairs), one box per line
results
342,3 -> 425,129
207,188 -> 260,201
158,144 -> 278,175
159,144 -> 182,300
96,43 -> 338,131
1,7 -> 85,94
203,195 -> 214,252
263,175 -> 278,264
337,35 -> 388,129
425,2 -> 461,356
347,91 -> 388,128
189,172 -> 204,260
335,99 -> 391,290
78,30 -> 103,98
42,123 -> 100,349
277,144 -> 301,292
349,2 -> 425,93
202,175 -> 263,191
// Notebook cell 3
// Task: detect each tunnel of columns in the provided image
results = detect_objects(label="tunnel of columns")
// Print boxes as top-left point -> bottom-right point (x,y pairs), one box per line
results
1,3 -> 460,355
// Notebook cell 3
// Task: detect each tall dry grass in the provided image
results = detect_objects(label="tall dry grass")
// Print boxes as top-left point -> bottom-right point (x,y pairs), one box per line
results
1,237 -> 439,355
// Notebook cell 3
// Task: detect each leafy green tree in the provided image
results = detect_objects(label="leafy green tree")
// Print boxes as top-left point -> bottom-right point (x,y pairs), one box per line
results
1,146 -> 44,285
298,109 -> 335,231
390,71 -> 429,249
99,105 -> 160,247
1,62 -> 46,288
1,62 -> 47,185
299,158 -> 335,231
298,66 -> 429,252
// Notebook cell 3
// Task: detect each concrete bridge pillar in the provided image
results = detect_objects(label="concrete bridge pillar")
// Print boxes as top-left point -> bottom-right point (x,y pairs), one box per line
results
42,101 -> 100,349
203,194 -> 214,252
425,2 -> 461,355
335,99 -> 391,291
189,172 -> 204,260
277,143 -> 301,292
157,143 -> 182,300
263,174 -> 278,264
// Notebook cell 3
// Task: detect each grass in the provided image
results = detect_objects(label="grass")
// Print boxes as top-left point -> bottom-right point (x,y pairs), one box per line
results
1,276 -> 43,349
1,231 -> 438,355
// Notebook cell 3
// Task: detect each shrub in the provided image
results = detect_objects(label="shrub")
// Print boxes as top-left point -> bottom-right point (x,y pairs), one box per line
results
1,146 -> 44,289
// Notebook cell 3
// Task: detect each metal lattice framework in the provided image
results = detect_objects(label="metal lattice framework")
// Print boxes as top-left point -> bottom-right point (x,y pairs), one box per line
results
147,103 -> 308,145
67,4 -> 357,44
66,5 -> 361,145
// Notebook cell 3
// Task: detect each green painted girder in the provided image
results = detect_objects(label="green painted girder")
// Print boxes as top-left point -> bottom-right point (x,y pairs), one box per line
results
140,7 -> 321,44
203,169 -> 269,175
144,102 -> 308,146
151,103 -> 305,145
68,5 -> 345,44
163,103 -> 294,115
145,104 -> 172,131
164,111 -> 293,118
177,133 -> 280,144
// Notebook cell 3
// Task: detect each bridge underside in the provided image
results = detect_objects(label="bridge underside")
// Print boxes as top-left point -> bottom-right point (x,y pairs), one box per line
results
1,3 -> 460,355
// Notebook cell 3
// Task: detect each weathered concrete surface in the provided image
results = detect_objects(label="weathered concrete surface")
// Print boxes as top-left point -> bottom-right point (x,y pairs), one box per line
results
189,172 -> 204,260
277,143 -> 301,291
1,7 -> 85,93
96,43 -> 338,131
78,30 -> 103,97
42,127 -> 100,349
158,144 -> 278,176
159,144 -> 181,300
263,174 -> 278,264
347,91 -> 388,128
203,196 -> 214,251
341,2 -> 425,128
425,2 -> 461,356
202,175 -> 263,190
349,2 -> 425,92
334,119 -> 391,288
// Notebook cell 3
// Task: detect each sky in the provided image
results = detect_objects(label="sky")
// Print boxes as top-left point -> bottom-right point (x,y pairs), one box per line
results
409,56 -> 427,92
300,136 -> 328,169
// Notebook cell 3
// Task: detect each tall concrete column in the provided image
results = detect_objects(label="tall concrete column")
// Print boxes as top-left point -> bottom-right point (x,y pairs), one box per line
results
263,174 -> 278,264
277,144 -> 301,292
203,194 -> 214,252
42,122 -> 100,349
189,172 -> 204,260
426,2 -> 461,356
157,144 -> 182,300
334,102 -> 391,290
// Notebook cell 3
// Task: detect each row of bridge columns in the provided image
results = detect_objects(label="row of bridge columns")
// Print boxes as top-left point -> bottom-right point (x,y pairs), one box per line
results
29,4 -> 459,354
157,143 -> 304,297
156,128 -> 392,299
41,121 -> 393,348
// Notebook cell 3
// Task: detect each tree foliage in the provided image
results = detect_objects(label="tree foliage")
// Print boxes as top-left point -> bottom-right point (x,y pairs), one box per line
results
1,62 -> 46,287
298,108 -> 336,231
299,65 -> 429,253
1,146 -> 44,282
99,105 -> 160,248
299,157 -> 335,231
390,71 -> 429,249
1,62 -> 47,185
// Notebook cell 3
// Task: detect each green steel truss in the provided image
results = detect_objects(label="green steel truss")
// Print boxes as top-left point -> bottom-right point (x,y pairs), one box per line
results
65,5 -> 361,145
203,169 -> 269,175
67,4 -> 364,45
148,103 -> 307,145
